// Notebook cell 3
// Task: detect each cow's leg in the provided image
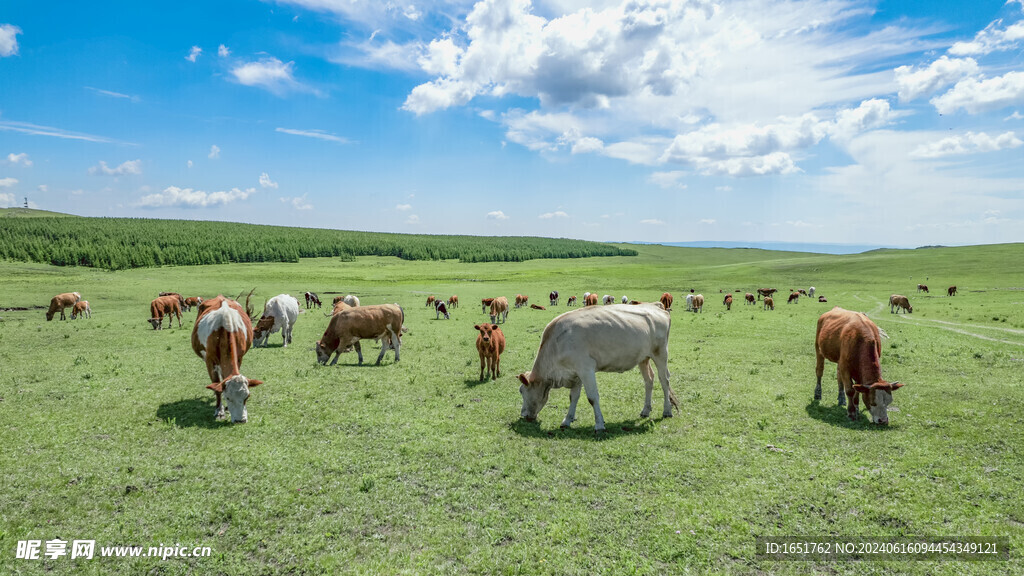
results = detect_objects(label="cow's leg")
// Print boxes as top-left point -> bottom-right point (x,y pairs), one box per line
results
389,327 -> 400,363
814,351 -> 824,401
561,383 -> 582,428
375,337 -> 389,365
480,353 -> 487,381
213,390 -> 226,420
639,359 -> 655,418
652,353 -> 675,418
493,351 -> 500,378
354,341 -> 364,365
176,312 -> 182,328
577,369 -> 605,431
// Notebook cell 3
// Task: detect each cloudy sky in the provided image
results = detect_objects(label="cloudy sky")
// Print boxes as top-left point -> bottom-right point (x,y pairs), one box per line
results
2,1 -> 1023,247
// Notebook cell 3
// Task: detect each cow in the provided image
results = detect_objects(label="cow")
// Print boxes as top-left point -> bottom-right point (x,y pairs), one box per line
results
818,296 -> 828,303
621,296 -> 629,304
253,294 -> 300,348
745,293 -> 755,305
315,304 -> 405,366
149,295 -> 183,330
602,295 -> 614,305
660,292 -> 673,311
304,292 -> 322,309
475,323 -> 506,381
517,304 -> 679,431
435,299 -> 450,320
723,294 -> 733,310
757,288 -> 777,300
763,297 -> 774,310
815,307 -> 904,424
447,295 -> 459,309
583,292 -> 591,303
425,295 -> 436,307
788,292 -> 800,304
549,291 -> 559,306
947,286 -> 957,297
889,294 -> 912,314
798,289 -> 807,296
332,300 -> 351,315
685,293 -> 694,311
584,293 -> 598,306
917,284 -> 929,293
490,296 -> 509,324
342,294 -> 359,308
692,294 -> 704,313
159,292 -> 186,308
183,296 -> 204,311
71,300 -> 91,319
46,292 -> 81,321
191,296 -> 262,423
530,304 -> 547,310
809,287 -> 816,298
515,294 -> 529,309
566,296 -> 578,307
481,298 -> 495,313
629,300 -> 642,305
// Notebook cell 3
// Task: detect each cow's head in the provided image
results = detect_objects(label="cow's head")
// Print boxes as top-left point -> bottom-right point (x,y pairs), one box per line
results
852,381 -> 905,425
45,311 -> 55,321
148,318 -> 161,329
314,340 -> 333,364
518,372 -> 552,422
208,375 -> 263,423
253,315 -> 275,347
475,324 -> 500,343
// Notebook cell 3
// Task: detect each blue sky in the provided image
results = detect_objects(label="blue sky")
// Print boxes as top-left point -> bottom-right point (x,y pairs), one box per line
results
1,0 -> 1023,247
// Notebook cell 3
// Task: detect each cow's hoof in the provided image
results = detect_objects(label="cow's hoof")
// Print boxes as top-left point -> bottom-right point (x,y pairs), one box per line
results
662,410 -> 673,418
214,411 -> 226,420
640,410 -> 651,418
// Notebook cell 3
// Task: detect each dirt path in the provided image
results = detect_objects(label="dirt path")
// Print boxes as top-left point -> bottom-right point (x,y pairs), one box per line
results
851,295 -> 1024,347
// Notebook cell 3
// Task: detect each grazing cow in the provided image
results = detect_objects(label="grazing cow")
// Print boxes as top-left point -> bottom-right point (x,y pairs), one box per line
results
584,293 -> 599,306
818,296 -> 828,303
530,304 -> 547,310
948,286 -> 957,297
583,292 -> 591,303
621,295 -> 629,304
549,291 -> 559,306
809,287 -> 816,298
425,295 -> 436,307
315,304 -> 405,366
475,323 -> 506,381
889,294 -> 912,314
788,292 -> 800,304
191,296 -> 262,423
685,293 -> 694,311
183,297 -> 204,311
481,298 -> 495,313
566,296 -> 578,307
447,295 -> 459,309
304,291 -> 322,309
763,297 -> 774,310
149,295 -> 183,330
692,294 -> 704,313
660,292 -> 673,311
71,300 -> 91,319
798,289 -> 807,296
917,284 -> 929,293
46,292 -> 81,321
602,295 -> 614,305
517,304 -> 678,431
815,307 -> 904,424
515,294 -> 529,309
435,299 -> 450,320
745,293 -> 755,305
159,292 -> 186,308
490,296 -> 509,324
723,294 -> 733,310
253,294 -> 300,348
757,288 -> 777,300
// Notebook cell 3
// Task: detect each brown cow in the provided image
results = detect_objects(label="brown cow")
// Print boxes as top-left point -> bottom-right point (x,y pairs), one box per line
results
515,294 -> 529,308
474,323 -> 505,381
744,293 -> 755,305
71,300 -> 91,319
149,295 -> 183,330
46,292 -> 81,321
889,294 -> 912,314
763,296 -> 774,310
481,297 -> 495,313
425,295 -> 436,307
947,286 -> 957,297
530,304 -> 547,310
490,296 -> 509,324
917,284 -> 929,293
815,307 -> 904,424
332,300 -> 351,315
692,294 -> 704,313
788,292 -> 800,304
184,296 -> 204,311
757,288 -> 777,300
316,304 -> 405,366
191,296 -> 262,422
447,295 -> 459,308
584,293 -> 599,306
723,294 -> 733,310
798,289 -> 807,296
566,296 -> 578,306
660,292 -> 673,311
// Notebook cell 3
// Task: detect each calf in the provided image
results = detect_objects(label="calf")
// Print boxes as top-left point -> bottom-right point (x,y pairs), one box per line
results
723,294 -> 733,310
889,294 -> 912,314
947,286 -> 957,297
530,303 -> 547,310
763,296 -> 774,310
584,293 -> 598,306
518,304 -> 678,431
304,291 -> 322,309
253,294 -> 300,347
788,292 -> 800,304
692,294 -> 704,313
435,300 -> 450,320
475,323 -> 506,381
549,291 -> 559,306
917,284 -> 929,293
809,287 -> 816,298
566,295 -> 578,306
149,295 -> 183,330
660,292 -> 673,311
192,296 -> 263,422
515,294 -> 529,308
685,293 -> 694,311
490,296 -> 509,324
745,293 -> 755,305
184,296 -> 204,311
602,294 -> 614,305
425,295 -> 436,307
447,295 -> 459,308
815,307 -> 904,424
46,292 -> 81,321
481,298 -> 495,313
315,304 -> 405,366
71,300 -> 91,319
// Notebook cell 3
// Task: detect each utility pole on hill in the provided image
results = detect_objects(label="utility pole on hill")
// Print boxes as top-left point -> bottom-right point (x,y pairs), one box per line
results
24,197 -> 28,208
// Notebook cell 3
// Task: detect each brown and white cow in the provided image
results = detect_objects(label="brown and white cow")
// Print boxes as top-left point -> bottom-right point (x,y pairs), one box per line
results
435,299 -> 450,319
46,292 -> 81,321
745,293 -> 756,305
660,292 -> 673,311
723,294 -> 733,310
584,293 -> 598,306
183,296 -> 204,311
518,304 -> 678,431
889,294 -> 912,314
315,304 -> 405,366
191,296 -> 263,423
692,294 -> 704,313
566,295 -> 578,307
788,292 -> 800,304
481,298 -> 495,313
763,296 -> 774,310
757,288 -> 777,300
917,284 -> 929,293
515,294 -> 529,308
304,291 -> 322,309
475,323 -> 506,381
149,295 -> 183,330
71,300 -> 91,319
447,295 -> 459,308
490,296 -> 509,324
549,291 -> 559,306
602,294 -> 614,305
815,307 -> 904,424
947,286 -> 957,297
818,296 -> 828,303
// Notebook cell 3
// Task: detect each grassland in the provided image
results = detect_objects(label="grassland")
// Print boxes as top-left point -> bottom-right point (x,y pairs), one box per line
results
1,243 -> 1022,575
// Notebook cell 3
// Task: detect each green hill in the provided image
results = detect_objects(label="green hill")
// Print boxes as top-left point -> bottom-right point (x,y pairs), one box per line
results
0,207 -> 77,218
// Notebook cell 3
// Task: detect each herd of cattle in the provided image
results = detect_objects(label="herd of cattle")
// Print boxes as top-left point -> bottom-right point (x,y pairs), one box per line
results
40,282 -> 960,428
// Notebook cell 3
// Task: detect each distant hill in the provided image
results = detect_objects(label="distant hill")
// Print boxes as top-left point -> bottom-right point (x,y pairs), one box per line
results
634,240 -> 899,255
0,207 -> 78,218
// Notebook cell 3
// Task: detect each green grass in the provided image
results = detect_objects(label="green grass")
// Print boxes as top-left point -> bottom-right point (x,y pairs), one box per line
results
1,243 -> 1022,574
0,207 -> 77,218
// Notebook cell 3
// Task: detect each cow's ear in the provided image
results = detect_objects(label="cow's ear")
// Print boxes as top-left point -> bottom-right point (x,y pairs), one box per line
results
888,381 -> 904,391
248,379 -> 263,387
518,373 -> 530,386
852,384 -> 870,393
492,324 -> 499,330
207,382 -> 224,393
473,324 -> 481,331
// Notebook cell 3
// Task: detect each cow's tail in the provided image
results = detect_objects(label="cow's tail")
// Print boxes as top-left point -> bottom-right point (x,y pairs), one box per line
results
668,387 -> 680,413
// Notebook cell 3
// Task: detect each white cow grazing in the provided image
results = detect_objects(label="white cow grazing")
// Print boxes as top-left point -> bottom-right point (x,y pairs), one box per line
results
621,295 -> 628,304
602,294 -> 614,305
685,293 -> 694,311
343,294 -> 360,307
518,303 -> 679,431
253,294 -> 300,348
809,287 -> 816,298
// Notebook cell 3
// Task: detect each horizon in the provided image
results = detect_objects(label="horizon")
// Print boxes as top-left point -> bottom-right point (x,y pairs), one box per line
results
2,1 -> 1023,247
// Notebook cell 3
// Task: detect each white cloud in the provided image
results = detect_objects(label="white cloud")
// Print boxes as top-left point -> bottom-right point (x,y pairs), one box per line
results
829,99 -> 893,141
280,194 -> 313,210
187,160 -> 193,168
259,172 -> 279,188
1007,111 -> 1024,120
85,86 -> 140,102
932,71 -> 1024,114
406,214 -> 420,224
0,192 -> 16,207
910,131 -> 1023,158
0,120 -> 121,144
894,56 -> 979,102
696,152 -> 801,177
139,186 -> 256,208
486,210 -> 509,220
70,189 -> 84,196
6,153 -> 31,166
0,177 -> 18,188
715,185 -> 733,192
0,24 -> 21,57
275,127 -> 350,143
209,145 -> 220,159
699,219 -> 716,224
396,203 -> 412,211
186,45 -> 202,62
218,44 -> 230,57
648,170 -> 687,189
88,160 -> 142,176
231,57 -> 310,95
403,4 -> 421,21
948,19 -> 1024,56
538,210 -> 569,219
640,219 -> 665,225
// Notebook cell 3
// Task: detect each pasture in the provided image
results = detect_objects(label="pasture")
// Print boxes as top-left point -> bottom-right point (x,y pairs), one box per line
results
1,243 -> 1022,575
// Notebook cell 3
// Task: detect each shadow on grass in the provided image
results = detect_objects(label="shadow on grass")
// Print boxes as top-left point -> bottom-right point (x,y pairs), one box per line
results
509,417 -> 657,440
804,400 -> 896,431
464,376 -> 502,387
156,397 -> 231,429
